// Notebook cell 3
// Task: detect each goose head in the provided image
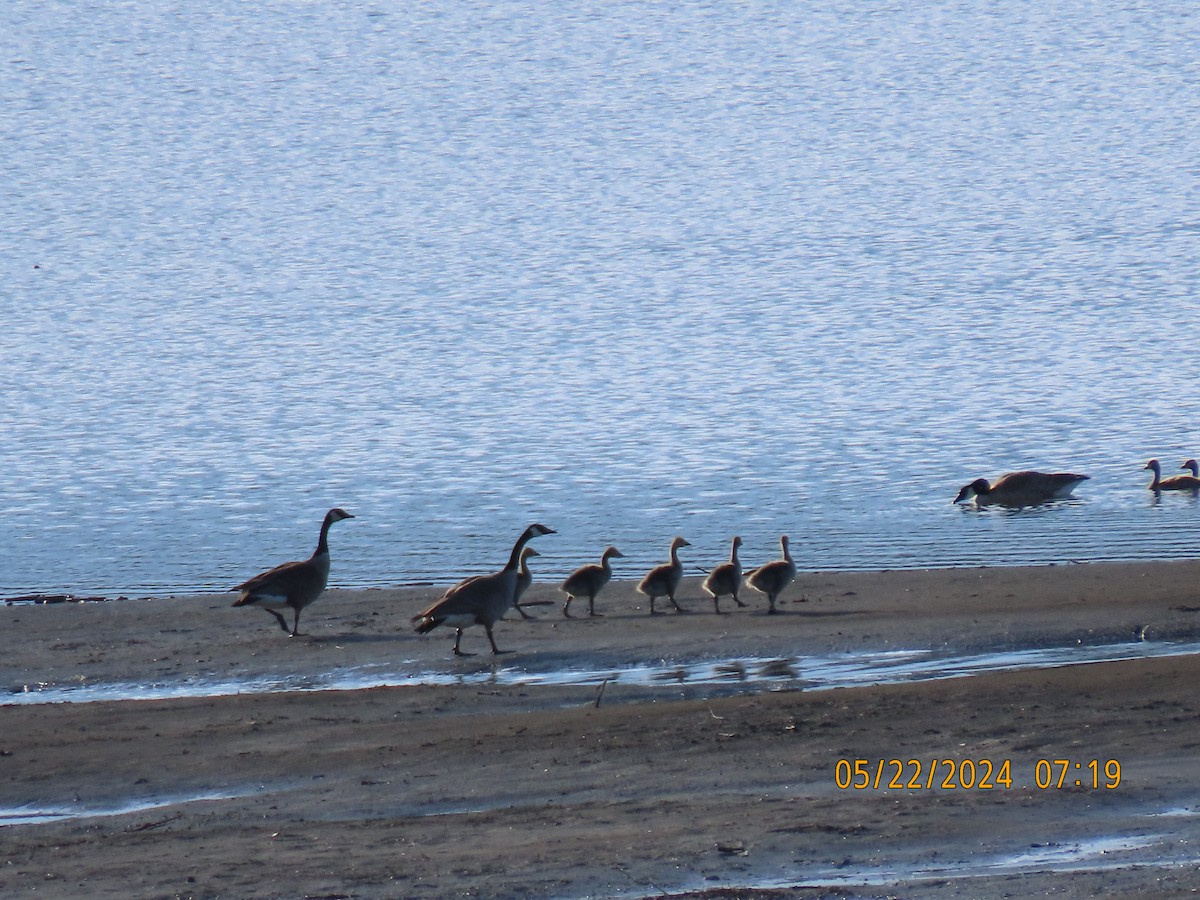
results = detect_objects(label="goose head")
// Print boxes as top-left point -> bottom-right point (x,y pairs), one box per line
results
669,536 -> 691,553
326,508 -> 355,523
1183,460 -> 1199,477
602,546 -> 625,561
1144,459 -> 1162,474
954,478 -> 990,503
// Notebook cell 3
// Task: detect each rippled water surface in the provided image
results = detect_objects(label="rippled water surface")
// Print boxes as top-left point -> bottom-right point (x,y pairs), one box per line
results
4,1 -> 1200,594
9,638 -> 1200,706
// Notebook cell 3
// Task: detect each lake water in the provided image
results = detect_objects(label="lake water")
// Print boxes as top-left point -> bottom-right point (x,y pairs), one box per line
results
4,1 -> 1200,596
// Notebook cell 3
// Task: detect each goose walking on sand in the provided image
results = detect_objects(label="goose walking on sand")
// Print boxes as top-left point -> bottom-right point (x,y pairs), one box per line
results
512,547 -> 540,620
232,507 -> 355,636
412,523 -> 555,656
702,536 -> 747,614
637,536 -> 690,615
560,545 -> 624,618
1145,458 -> 1200,492
745,535 -> 796,615
953,471 -> 1089,507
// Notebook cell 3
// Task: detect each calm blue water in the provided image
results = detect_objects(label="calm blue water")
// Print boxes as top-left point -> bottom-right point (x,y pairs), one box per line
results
4,1 -> 1200,595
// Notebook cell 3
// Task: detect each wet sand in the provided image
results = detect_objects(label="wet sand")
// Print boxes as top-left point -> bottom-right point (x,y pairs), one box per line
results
4,560 -> 1200,898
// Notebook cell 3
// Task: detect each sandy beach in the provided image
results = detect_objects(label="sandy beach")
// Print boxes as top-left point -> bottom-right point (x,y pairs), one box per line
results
4,560 -> 1200,898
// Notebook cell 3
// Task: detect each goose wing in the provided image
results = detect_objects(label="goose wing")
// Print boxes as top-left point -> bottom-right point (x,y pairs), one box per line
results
413,571 -> 511,627
746,559 -> 791,591
638,562 -> 675,594
561,563 -> 604,595
703,561 -> 740,594
233,557 -> 325,603
951,470 -> 1088,506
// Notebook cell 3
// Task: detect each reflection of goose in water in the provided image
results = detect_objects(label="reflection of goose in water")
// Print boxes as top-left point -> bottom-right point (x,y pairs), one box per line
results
1145,459 -> 1200,492
637,536 -> 690,615
954,471 -> 1089,506
412,524 -> 555,656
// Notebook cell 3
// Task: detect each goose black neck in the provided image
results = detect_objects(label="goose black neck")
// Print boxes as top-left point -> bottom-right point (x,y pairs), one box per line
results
315,514 -> 335,556
506,527 -> 535,571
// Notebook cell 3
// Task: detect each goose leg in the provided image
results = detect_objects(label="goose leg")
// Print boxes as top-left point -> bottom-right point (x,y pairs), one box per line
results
290,608 -> 303,637
669,592 -> 683,613
588,594 -> 603,617
485,624 -> 509,655
453,628 -> 475,657
713,595 -> 723,614
767,593 -> 779,615
515,602 -> 534,621
266,609 -> 290,634
563,596 -> 575,618
649,596 -> 659,615
733,590 -> 747,609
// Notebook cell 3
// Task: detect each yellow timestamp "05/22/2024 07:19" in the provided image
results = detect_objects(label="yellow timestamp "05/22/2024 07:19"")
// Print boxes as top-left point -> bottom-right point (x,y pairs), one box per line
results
833,758 -> 1122,791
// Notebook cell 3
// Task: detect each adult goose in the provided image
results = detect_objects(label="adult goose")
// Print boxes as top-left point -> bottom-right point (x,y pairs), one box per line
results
560,545 -> 624,618
1145,459 -> 1200,492
512,547 -> 540,620
745,535 -> 796,615
232,507 -> 355,636
702,536 -> 747,614
953,471 -> 1089,506
412,523 -> 555,656
637,536 -> 690,615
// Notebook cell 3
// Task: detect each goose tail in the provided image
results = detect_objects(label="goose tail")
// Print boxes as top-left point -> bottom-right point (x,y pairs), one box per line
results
412,614 -> 441,634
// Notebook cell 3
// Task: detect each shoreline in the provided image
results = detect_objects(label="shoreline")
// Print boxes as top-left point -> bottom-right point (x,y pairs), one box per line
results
7,559 -> 1200,684
8,552 -> 1200,604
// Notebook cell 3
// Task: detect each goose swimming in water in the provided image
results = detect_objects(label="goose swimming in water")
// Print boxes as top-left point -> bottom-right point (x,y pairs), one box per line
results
412,523 -> 555,656
637,536 -> 690,615
1144,459 -> 1200,492
512,546 -> 540,620
744,535 -> 796,615
232,507 -> 355,636
953,471 -> 1089,506
702,536 -> 747,614
560,545 -> 624,618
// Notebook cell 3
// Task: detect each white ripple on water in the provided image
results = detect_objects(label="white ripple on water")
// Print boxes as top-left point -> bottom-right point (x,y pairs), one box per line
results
655,833 -> 1195,897
0,788 -> 265,827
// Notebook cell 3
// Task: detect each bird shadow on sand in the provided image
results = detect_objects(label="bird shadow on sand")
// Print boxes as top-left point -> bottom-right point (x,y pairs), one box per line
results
771,606 -> 867,618
301,631 -> 414,644
513,605 -> 868,620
